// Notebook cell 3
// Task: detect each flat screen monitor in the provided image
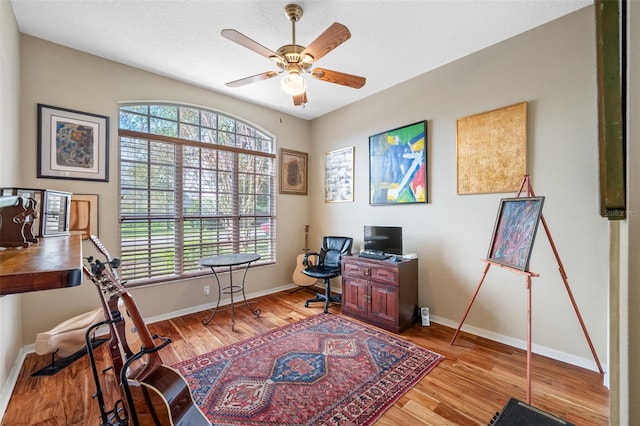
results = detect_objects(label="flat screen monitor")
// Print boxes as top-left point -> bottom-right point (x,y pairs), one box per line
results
364,226 -> 402,255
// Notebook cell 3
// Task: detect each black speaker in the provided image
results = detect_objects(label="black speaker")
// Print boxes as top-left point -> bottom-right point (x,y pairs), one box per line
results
489,398 -> 575,426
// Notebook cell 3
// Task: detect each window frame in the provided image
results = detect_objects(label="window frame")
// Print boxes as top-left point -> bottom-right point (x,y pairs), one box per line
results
118,103 -> 276,287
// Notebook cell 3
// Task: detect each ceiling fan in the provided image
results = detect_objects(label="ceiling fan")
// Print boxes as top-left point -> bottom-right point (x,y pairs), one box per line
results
221,3 -> 366,106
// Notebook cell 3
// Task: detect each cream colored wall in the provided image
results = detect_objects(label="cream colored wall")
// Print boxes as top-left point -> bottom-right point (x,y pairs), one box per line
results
17,34 -> 311,344
311,6 -> 608,368
0,0 -> 24,414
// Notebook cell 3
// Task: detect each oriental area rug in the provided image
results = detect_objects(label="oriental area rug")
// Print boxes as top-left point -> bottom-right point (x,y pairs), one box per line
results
173,313 -> 443,425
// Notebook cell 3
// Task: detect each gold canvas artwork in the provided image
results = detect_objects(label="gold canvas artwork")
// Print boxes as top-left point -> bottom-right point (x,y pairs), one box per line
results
457,102 -> 527,194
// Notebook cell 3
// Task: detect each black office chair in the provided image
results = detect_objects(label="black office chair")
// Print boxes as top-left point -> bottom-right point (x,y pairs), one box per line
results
303,236 -> 353,313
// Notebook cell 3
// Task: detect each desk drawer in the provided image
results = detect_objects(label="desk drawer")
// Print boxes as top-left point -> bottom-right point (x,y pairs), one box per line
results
342,261 -> 398,285
343,262 -> 367,276
370,267 -> 397,284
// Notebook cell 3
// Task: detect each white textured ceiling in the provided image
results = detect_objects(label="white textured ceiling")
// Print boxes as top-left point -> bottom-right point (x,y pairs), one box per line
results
10,0 -> 591,120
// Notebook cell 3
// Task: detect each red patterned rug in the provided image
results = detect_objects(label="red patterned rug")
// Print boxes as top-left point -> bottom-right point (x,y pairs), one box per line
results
174,313 -> 443,425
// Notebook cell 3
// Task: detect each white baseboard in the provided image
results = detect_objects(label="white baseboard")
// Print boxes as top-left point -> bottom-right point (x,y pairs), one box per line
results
143,282 -> 300,324
431,314 -> 608,383
0,346 -> 29,423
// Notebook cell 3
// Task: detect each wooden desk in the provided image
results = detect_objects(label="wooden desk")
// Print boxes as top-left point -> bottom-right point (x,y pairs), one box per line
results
0,235 -> 83,295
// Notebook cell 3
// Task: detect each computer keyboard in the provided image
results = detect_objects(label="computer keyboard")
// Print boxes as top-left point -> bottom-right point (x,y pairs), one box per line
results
358,251 -> 390,260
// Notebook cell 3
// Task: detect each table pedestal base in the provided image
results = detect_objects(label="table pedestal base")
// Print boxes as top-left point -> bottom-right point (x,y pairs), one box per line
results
201,256 -> 261,331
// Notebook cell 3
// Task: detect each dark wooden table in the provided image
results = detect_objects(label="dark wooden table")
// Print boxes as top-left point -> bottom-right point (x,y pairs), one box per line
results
0,234 -> 83,295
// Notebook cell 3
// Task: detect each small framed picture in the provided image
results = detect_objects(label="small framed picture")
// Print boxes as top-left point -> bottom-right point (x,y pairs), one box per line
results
280,148 -> 308,195
69,194 -> 99,240
487,196 -> 545,271
37,104 -> 109,182
325,146 -> 354,203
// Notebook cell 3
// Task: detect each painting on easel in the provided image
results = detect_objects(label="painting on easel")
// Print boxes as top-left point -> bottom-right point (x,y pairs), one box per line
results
487,197 -> 545,271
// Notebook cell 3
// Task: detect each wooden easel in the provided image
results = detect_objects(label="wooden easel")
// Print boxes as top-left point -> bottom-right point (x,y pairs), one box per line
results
450,174 -> 603,404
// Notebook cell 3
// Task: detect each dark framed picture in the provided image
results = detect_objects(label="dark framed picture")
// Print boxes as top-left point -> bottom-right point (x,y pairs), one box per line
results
369,120 -> 427,205
487,196 -> 545,271
280,148 -> 308,195
37,104 -> 109,182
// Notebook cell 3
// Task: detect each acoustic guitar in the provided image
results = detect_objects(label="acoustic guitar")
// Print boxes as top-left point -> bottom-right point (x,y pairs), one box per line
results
84,236 -> 140,380
86,237 -> 209,426
83,264 -> 129,384
292,225 -> 317,287
82,265 -> 130,425
88,236 -> 146,361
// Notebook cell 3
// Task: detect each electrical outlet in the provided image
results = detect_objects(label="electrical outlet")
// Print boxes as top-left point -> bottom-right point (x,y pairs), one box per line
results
421,307 -> 430,326
203,285 -> 210,296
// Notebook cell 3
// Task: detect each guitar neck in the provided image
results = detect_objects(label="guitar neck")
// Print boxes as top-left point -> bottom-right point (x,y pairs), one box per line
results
119,292 -> 156,350
303,224 -> 310,252
99,265 -> 162,366
82,266 -> 126,382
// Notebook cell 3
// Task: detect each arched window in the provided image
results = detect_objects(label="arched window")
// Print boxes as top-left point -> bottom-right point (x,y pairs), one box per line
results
118,103 -> 276,285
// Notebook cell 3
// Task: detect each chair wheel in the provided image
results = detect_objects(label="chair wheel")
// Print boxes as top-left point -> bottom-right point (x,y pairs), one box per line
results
304,302 -> 309,307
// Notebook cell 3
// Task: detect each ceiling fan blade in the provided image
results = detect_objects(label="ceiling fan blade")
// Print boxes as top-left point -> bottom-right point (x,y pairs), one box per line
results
300,23 -> 351,63
221,29 -> 285,63
293,92 -> 308,106
227,71 -> 280,88
311,68 -> 366,89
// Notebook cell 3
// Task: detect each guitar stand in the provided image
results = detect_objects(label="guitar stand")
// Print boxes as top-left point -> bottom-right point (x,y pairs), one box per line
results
120,334 -> 172,426
86,320 -> 129,426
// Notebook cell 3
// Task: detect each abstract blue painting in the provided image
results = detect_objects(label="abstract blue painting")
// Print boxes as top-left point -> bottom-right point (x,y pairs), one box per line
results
369,121 -> 427,205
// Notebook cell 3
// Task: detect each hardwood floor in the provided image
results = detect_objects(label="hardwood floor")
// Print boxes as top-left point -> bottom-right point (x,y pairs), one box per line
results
1,288 -> 608,425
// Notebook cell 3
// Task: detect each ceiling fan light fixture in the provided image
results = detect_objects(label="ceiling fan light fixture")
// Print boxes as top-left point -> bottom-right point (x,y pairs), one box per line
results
223,3 -> 365,104
281,70 -> 307,96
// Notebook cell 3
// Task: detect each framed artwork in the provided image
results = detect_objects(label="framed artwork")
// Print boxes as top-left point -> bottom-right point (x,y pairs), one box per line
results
325,146 -> 354,202
69,194 -> 98,240
456,102 -> 527,195
487,196 -> 545,272
37,104 -> 109,182
280,148 -> 308,195
369,121 -> 427,205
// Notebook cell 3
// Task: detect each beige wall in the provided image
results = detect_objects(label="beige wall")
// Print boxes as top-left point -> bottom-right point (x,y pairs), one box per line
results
16,35 -> 311,344
311,6 -> 607,367
0,0 -> 24,415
